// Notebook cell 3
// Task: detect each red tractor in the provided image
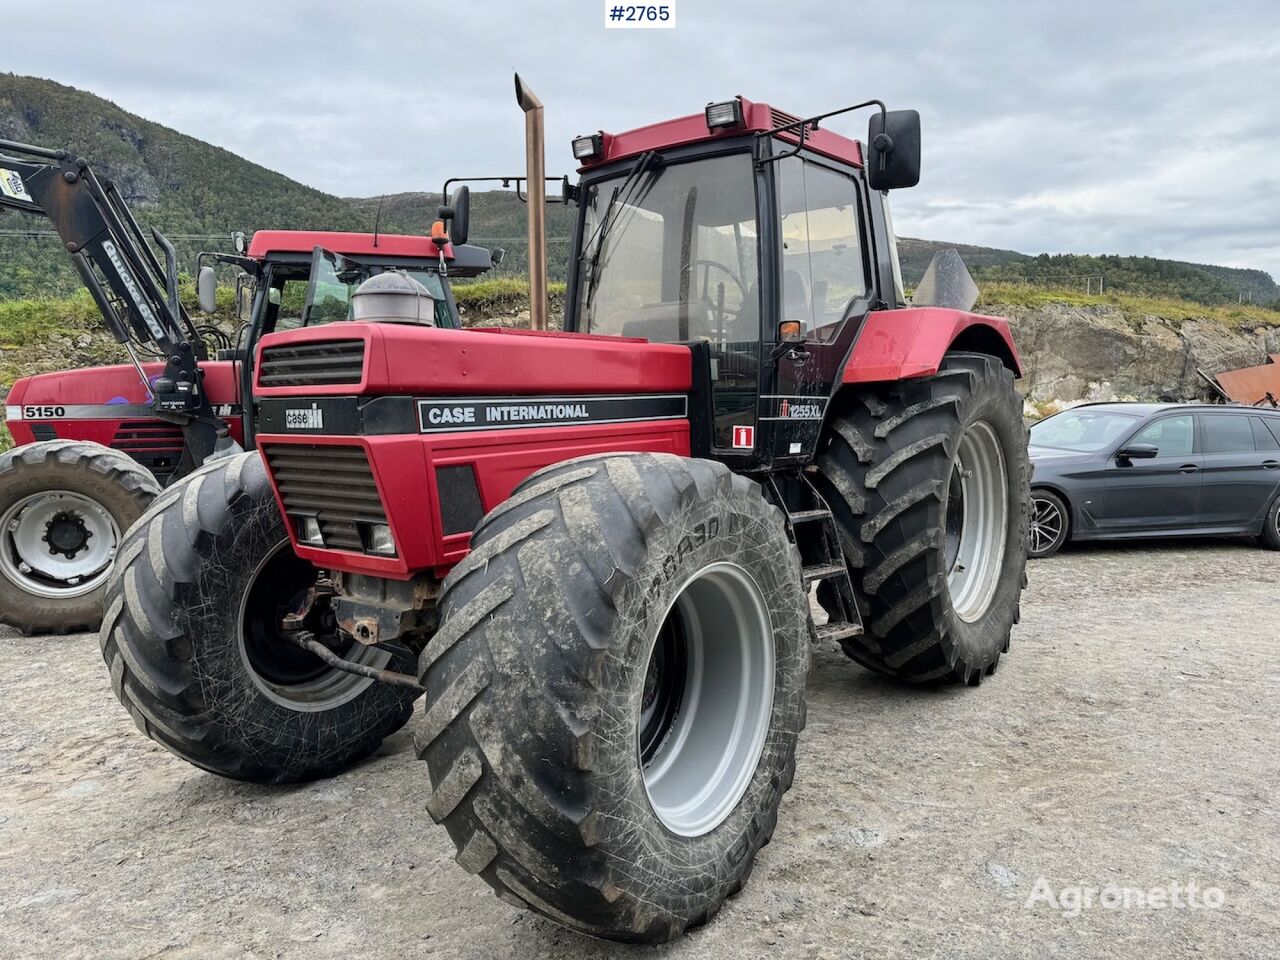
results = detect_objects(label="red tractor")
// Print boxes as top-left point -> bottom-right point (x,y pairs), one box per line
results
0,135 -> 492,631
103,79 -> 1029,943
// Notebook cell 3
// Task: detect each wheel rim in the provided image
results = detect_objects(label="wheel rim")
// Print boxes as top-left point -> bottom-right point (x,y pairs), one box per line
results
237,540 -> 389,712
945,421 -> 1010,623
639,562 -> 775,838
0,491 -> 119,599
1029,495 -> 1065,556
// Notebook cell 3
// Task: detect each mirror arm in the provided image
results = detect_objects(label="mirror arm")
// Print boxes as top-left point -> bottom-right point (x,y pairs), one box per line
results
754,99 -> 887,168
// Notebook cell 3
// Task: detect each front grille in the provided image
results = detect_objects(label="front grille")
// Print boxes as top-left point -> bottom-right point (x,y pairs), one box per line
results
112,420 -> 184,483
258,339 -> 365,387
262,443 -> 387,552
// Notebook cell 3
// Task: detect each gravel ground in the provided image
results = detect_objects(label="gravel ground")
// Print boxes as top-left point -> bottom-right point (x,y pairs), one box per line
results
1,538 -> 1277,959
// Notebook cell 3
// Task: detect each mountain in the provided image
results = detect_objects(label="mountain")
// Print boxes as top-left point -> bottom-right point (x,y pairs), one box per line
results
1,73 -> 1277,307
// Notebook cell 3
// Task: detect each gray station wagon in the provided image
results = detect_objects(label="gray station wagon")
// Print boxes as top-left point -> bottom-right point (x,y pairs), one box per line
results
1027,402 -> 1280,557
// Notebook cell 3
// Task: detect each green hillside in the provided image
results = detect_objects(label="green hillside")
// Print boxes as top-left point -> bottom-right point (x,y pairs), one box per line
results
1,73 -> 1277,308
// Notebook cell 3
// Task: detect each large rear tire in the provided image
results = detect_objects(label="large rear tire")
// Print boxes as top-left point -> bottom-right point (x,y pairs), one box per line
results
416,453 -> 810,943
814,352 -> 1029,684
100,451 -> 418,783
0,440 -> 160,634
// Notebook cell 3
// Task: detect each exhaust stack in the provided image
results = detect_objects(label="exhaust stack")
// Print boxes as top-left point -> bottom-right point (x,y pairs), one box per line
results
514,73 -> 547,331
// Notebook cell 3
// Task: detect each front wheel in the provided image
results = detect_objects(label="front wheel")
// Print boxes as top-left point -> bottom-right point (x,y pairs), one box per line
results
814,352 -> 1030,684
416,453 -> 811,943
101,452 -> 418,783
1028,490 -> 1070,558
0,441 -> 160,634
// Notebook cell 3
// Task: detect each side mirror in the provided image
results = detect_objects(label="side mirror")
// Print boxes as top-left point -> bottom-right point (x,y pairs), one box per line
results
196,265 -> 218,313
1117,443 -> 1159,461
866,109 -> 921,191
438,185 -> 470,246
490,246 -> 507,267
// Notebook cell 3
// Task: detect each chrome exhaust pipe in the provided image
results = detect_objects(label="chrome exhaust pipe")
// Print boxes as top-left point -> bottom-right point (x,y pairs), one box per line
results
514,73 -> 547,331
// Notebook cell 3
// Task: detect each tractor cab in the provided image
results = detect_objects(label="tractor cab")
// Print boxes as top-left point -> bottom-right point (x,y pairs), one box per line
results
197,228 -> 495,447
563,97 -> 922,469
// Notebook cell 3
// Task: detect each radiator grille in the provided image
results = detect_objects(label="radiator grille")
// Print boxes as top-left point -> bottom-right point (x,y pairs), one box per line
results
262,443 -> 387,552
112,420 -> 184,483
258,339 -> 365,387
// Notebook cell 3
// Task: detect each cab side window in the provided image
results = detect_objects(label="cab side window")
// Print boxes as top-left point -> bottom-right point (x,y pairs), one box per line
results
776,157 -> 868,342
1130,415 -> 1194,457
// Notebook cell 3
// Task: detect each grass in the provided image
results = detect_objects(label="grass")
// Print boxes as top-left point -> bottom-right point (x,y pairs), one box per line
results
452,278 -> 567,318
976,282 -> 1280,331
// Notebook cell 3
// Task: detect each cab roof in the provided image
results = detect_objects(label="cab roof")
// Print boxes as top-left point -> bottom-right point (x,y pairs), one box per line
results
247,230 -> 450,261
579,97 -> 864,172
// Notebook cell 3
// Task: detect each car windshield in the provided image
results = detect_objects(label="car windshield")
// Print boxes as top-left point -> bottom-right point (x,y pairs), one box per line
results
576,152 -> 760,342
1030,409 -> 1140,452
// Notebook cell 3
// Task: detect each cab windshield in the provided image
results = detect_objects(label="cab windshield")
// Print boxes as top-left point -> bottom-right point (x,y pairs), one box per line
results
577,152 -> 760,344
305,256 -> 451,327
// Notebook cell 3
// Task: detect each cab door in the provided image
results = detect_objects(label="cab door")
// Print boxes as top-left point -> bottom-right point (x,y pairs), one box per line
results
767,155 -> 875,465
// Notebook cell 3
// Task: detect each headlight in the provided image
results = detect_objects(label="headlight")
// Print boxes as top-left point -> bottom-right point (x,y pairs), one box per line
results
704,99 -> 743,130
362,522 -> 397,556
295,515 -> 324,546
572,133 -> 603,161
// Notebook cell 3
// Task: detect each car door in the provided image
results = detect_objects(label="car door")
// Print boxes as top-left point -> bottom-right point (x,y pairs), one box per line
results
1100,413 -> 1201,531
1195,413 -> 1280,528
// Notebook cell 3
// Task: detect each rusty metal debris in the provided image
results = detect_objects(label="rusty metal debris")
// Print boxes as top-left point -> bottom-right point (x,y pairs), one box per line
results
1212,354 -> 1280,406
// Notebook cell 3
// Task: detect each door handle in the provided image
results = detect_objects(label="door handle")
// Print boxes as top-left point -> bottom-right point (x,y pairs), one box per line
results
1178,464 -> 1199,474
1263,460 -> 1280,470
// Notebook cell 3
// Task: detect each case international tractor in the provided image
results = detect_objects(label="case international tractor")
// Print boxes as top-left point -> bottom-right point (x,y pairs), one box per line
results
102,77 -> 1030,943
0,136 -> 492,632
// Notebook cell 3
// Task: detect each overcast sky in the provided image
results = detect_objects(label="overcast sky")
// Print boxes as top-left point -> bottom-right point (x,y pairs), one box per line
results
4,0 -> 1277,279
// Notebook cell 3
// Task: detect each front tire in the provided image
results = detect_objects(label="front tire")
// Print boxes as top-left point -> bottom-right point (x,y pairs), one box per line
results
1028,489 -> 1070,558
416,453 -> 810,943
100,451 -> 418,783
0,441 -> 160,634
814,352 -> 1030,684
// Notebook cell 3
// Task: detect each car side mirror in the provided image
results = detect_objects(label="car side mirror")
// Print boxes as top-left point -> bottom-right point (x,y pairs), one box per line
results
866,109 -> 921,191
438,185 -> 470,246
1117,443 -> 1159,461
196,265 -> 218,314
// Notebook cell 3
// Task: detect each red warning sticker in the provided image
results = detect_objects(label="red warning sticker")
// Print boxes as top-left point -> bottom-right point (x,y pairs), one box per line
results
731,424 -> 754,449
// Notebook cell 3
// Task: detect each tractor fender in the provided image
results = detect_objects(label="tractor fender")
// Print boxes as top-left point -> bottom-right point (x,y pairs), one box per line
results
840,307 -> 1022,384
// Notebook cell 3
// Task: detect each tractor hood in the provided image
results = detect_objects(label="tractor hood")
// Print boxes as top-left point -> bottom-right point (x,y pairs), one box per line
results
7,360 -> 240,417
252,323 -> 691,400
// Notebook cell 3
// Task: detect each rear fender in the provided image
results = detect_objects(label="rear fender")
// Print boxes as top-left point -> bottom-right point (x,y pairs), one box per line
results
840,307 -> 1022,384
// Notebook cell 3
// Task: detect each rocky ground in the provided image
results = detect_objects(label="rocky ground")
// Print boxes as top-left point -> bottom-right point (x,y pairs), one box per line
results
1,538 -> 1277,959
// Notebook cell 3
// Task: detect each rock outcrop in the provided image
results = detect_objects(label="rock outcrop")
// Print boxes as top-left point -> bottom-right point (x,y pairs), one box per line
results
998,303 -> 1279,409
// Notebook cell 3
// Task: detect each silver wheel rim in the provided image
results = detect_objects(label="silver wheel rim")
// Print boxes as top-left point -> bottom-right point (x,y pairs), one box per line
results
1029,495 -> 1065,556
640,561 -> 775,838
236,540 -> 389,712
0,491 -> 119,599
945,421 -> 1009,623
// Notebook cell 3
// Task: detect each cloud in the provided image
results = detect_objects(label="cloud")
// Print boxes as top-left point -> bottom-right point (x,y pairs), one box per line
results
2,0 -> 1276,279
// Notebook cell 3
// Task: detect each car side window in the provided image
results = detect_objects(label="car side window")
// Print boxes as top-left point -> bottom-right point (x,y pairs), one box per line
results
1251,417 -> 1280,451
1201,415 -> 1255,454
1129,415 -> 1194,457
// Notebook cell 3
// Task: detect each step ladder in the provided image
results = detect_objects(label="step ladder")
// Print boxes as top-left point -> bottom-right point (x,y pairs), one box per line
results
766,473 -> 864,645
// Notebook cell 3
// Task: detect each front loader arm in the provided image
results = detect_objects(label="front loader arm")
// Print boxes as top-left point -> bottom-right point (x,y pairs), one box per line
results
0,138 -> 227,471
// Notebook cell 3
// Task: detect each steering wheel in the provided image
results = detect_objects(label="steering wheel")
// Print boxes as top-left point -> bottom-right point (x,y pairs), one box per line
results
692,258 -> 746,316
